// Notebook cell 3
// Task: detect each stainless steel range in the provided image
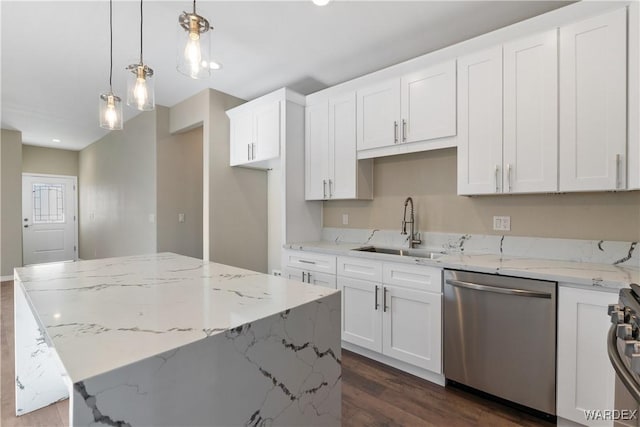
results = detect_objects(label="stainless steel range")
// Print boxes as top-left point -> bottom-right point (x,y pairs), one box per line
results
608,284 -> 640,427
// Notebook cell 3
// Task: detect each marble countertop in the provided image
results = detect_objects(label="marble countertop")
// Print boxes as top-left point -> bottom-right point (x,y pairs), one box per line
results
284,241 -> 640,292
14,253 -> 338,383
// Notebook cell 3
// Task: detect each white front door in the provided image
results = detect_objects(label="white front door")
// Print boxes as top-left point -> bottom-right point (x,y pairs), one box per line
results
22,174 -> 77,265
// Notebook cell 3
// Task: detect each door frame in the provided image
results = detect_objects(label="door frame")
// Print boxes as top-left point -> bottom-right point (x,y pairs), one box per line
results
22,173 -> 79,264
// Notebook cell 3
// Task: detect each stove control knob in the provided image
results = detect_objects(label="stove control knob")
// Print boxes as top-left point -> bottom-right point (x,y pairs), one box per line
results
618,324 -> 633,339
625,340 -> 640,357
630,354 -> 640,375
611,310 -> 625,324
609,304 -> 622,315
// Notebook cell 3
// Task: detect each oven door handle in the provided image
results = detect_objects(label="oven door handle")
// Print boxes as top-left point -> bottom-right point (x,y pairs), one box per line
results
608,323 -> 640,402
445,279 -> 552,299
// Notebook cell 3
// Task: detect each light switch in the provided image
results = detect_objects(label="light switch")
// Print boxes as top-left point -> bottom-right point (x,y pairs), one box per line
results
178,213 -> 185,223
149,214 -> 156,224
342,214 -> 349,225
493,216 -> 511,231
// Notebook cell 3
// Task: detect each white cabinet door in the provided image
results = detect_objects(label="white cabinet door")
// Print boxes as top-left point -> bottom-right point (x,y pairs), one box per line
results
557,286 -> 618,427
457,46 -> 504,195
305,101 -> 329,200
503,30 -> 558,194
230,109 -> 253,166
356,79 -> 401,151
382,286 -> 442,373
254,100 -> 281,162
559,8 -> 627,192
339,277 -> 382,352
282,267 -> 305,283
329,92 -> 357,199
308,271 -> 337,289
400,60 -> 456,144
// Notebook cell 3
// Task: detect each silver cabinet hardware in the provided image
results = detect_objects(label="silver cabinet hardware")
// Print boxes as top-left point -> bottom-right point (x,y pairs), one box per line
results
252,143 -> 256,160
374,285 -> 379,310
323,180 -> 327,199
402,119 -> 407,142
328,179 -> 333,198
383,287 -> 389,312
302,272 -> 306,282
507,163 -> 512,192
495,165 -> 500,193
299,260 -> 316,265
616,154 -> 623,189
247,144 -> 251,161
394,121 -> 398,144
307,272 -> 312,283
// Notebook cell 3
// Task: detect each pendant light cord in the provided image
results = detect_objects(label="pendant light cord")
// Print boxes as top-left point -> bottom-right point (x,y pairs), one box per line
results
139,0 -> 143,64
109,0 -> 113,91
193,0 -> 196,14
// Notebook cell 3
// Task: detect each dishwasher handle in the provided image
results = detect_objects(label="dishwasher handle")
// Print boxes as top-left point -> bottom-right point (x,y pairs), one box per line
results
445,278 -> 552,299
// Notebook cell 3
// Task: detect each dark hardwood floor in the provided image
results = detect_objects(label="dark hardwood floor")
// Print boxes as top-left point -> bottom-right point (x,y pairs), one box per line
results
1,280 -> 553,426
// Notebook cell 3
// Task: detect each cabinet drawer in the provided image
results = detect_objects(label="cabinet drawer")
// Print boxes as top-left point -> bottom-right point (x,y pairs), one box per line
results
383,263 -> 442,293
284,250 -> 336,274
338,256 -> 383,282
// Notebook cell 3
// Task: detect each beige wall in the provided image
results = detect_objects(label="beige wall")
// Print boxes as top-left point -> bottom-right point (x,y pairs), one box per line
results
78,111 -> 157,259
156,107 -> 203,259
1,130 -> 23,276
22,145 -> 79,176
208,90 -> 268,273
323,148 -> 640,241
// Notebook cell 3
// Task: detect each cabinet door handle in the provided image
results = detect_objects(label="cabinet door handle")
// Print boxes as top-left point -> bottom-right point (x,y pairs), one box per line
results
507,163 -> 512,192
616,154 -> 623,189
328,179 -> 332,198
299,259 -> 316,265
394,121 -> 398,144
383,287 -> 389,312
307,273 -> 312,283
302,272 -> 306,282
402,119 -> 407,142
323,179 -> 327,199
495,165 -> 500,193
252,143 -> 256,160
247,144 -> 251,161
374,285 -> 379,310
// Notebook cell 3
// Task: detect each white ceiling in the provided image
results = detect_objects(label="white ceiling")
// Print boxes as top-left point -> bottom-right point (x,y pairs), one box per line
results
1,0 -> 573,151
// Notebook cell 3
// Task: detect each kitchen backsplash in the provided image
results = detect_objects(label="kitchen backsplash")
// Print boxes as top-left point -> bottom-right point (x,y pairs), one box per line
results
322,227 -> 640,268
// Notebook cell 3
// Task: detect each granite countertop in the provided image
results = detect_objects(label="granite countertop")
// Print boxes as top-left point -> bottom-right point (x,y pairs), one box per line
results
14,253 -> 338,383
284,241 -> 640,292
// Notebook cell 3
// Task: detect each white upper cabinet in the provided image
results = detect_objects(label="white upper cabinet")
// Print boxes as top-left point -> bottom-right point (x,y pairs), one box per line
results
458,30 -> 559,195
400,61 -> 457,144
559,8 -> 627,192
457,46 -> 504,195
503,30 -> 558,194
305,102 -> 329,200
305,92 -> 373,201
228,97 -> 282,169
356,80 -> 401,151
356,60 -> 457,155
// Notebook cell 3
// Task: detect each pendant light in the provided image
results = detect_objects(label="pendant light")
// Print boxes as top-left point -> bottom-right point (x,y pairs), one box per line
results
177,0 -> 211,79
99,0 -> 123,130
126,0 -> 154,110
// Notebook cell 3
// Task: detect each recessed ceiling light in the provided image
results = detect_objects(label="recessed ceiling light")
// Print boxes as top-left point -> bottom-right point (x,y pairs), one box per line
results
52,138 -> 61,143
209,61 -> 222,70
312,0 -> 331,6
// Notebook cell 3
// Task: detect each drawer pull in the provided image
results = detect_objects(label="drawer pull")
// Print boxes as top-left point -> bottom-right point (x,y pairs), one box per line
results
299,260 -> 316,265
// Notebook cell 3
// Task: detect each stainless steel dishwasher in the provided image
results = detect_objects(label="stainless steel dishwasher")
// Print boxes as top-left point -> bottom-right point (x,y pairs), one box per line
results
444,269 -> 557,417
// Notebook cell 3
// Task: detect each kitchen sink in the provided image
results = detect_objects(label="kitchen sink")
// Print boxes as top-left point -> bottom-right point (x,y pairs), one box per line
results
353,246 -> 444,260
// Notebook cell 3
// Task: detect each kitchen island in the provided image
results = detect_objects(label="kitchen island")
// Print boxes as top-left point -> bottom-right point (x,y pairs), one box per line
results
14,253 -> 341,426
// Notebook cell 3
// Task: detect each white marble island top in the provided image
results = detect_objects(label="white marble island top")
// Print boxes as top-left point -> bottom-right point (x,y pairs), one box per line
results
15,252 -> 338,383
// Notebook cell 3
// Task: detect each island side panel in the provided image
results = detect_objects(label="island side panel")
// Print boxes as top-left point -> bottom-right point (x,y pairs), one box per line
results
70,292 -> 341,426
14,279 -> 69,416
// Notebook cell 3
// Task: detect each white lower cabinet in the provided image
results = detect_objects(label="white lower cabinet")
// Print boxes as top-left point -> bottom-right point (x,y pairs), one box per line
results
557,285 -> 618,427
338,256 -> 442,375
283,267 -> 336,289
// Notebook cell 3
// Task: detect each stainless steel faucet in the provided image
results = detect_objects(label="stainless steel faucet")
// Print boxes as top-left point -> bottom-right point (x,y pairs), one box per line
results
401,196 -> 422,248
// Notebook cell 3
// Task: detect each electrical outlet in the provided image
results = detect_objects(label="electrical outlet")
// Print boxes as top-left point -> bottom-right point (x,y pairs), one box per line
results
149,214 -> 156,224
272,270 -> 282,277
493,216 -> 511,231
178,213 -> 185,223
342,214 -> 349,225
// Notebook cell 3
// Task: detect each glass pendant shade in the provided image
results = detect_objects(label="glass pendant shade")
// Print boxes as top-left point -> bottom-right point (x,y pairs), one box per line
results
177,11 -> 211,79
126,64 -> 154,110
99,93 -> 123,130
